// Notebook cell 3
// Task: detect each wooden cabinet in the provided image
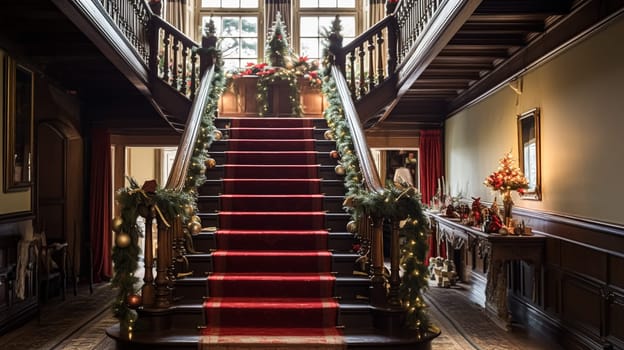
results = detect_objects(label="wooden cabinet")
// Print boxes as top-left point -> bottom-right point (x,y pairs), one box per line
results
0,224 -> 38,334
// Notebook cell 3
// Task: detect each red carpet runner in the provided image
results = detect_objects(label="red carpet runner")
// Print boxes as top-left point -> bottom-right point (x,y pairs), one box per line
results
200,118 -> 345,350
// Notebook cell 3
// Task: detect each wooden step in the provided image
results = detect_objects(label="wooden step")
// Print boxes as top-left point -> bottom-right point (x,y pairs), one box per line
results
192,230 -> 355,253
183,252 -> 360,277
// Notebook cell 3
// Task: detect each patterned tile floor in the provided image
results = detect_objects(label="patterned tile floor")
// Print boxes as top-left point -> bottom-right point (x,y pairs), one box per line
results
0,280 -> 562,349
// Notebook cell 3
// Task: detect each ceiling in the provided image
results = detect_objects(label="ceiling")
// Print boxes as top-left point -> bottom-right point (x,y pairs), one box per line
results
373,0 -> 624,133
0,0 -> 172,132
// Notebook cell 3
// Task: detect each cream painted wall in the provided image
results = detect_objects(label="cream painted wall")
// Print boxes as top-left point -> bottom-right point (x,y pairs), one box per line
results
445,15 -> 624,225
126,147 -> 157,186
0,50 -> 32,215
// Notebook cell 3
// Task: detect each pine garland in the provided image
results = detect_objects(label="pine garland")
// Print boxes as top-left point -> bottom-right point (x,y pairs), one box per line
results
257,68 -> 302,117
321,15 -> 430,331
111,178 -> 195,329
111,21 -> 227,330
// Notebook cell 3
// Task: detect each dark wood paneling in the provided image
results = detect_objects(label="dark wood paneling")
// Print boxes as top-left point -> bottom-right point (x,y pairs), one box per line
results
607,292 -> 624,347
610,255 -> 624,290
561,241 -> 607,282
561,276 -> 602,337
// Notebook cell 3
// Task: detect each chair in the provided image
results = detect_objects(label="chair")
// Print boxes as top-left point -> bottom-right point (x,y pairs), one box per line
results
34,233 -> 68,303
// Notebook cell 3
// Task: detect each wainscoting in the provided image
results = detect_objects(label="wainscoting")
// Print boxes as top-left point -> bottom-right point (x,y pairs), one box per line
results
508,208 -> 624,350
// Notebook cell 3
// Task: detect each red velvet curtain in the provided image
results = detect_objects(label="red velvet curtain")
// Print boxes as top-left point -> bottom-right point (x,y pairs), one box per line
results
419,129 -> 442,206
419,129 -> 444,262
89,128 -> 112,282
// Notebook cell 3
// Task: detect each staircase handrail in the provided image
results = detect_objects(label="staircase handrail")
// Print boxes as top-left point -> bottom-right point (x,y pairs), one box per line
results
164,65 -> 215,190
330,66 -> 384,194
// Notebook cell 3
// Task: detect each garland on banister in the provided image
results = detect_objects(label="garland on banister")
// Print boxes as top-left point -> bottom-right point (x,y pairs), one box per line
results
111,178 -> 195,330
320,15 -> 429,331
111,22 -> 226,331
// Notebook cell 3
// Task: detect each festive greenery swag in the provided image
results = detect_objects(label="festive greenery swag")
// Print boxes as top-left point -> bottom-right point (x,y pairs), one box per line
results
111,21 -> 226,330
320,15 -> 429,331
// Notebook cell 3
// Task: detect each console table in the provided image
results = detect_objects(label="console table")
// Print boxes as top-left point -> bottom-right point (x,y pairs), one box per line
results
427,212 -> 545,329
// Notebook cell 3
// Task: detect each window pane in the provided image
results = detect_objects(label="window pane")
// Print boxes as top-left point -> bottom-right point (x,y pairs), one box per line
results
241,17 -> 257,37
223,59 -> 240,70
300,38 -> 319,59
318,0 -> 335,7
221,38 -> 240,57
240,0 -> 258,8
222,17 -> 240,36
222,0 -> 239,8
300,0 -> 318,8
340,0 -> 355,7
340,16 -> 356,37
318,17 -> 333,32
241,38 -> 257,58
201,0 -> 219,7
300,17 -> 319,37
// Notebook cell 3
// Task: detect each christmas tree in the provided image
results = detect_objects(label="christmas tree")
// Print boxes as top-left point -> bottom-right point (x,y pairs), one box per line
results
265,12 -> 292,67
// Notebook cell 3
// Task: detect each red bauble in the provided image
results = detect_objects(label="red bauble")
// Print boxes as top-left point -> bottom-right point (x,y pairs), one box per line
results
126,294 -> 142,309
329,150 -> 340,159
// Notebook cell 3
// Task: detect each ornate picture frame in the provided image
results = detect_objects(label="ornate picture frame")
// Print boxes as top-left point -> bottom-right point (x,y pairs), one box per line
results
517,107 -> 541,200
3,56 -> 34,192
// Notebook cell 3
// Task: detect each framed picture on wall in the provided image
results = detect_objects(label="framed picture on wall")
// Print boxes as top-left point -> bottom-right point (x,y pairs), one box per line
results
3,56 -> 34,192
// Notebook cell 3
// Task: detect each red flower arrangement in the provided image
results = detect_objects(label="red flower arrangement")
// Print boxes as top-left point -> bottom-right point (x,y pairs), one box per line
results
484,152 -> 529,195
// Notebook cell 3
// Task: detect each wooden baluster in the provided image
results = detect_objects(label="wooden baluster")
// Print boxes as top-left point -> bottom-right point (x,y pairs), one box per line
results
376,31 -> 384,81
172,38 -> 179,90
370,216 -> 387,307
180,46 -> 188,95
349,51 -> 356,98
148,23 -> 159,78
388,15 -> 398,73
367,37 -> 375,91
358,44 -> 366,98
387,220 -> 401,307
154,208 -> 172,308
163,33 -> 170,82
142,208 -> 155,307
190,50 -> 198,100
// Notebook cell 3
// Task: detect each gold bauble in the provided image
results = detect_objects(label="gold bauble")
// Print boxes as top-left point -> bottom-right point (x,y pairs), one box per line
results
188,221 -> 202,235
116,232 -> 131,248
111,216 -> 123,233
126,293 -> 142,309
334,164 -> 346,176
191,215 -> 201,223
213,130 -> 223,141
324,130 -> 334,140
346,220 -> 358,233
183,204 -> 194,217
205,158 -> 216,168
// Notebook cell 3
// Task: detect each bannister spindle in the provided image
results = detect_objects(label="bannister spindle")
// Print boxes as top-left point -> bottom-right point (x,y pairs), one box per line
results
154,208 -> 172,308
370,217 -> 386,307
358,45 -> 366,97
367,37 -> 375,91
148,19 -> 159,75
349,51 -> 356,98
388,220 -> 401,307
142,210 -> 156,307
162,33 -> 170,82
376,31 -> 384,81
388,15 -> 398,73
172,38 -> 179,90
180,47 -> 188,95
190,51 -> 198,99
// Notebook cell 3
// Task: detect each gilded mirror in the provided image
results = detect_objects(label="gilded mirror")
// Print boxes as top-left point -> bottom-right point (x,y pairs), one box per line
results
517,108 -> 541,200
3,56 -> 34,192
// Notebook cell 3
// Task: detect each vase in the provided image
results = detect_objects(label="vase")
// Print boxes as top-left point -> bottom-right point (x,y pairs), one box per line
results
502,190 -> 513,227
